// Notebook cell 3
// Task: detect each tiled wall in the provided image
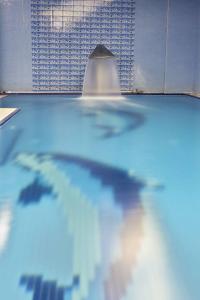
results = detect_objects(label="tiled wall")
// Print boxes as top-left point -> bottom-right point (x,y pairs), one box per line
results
31,0 -> 135,92
194,1 -> 200,96
0,0 -> 32,92
164,0 -> 198,94
0,0 -> 199,94
134,0 -> 198,94
134,0 -> 168,93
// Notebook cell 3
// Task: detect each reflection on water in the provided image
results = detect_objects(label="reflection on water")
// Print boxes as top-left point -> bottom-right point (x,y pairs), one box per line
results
0,127 -> 21,165
80,106 -> 145,139
126,197 -> 183,300
105,207 -> 144,300
0,202 -> 12,254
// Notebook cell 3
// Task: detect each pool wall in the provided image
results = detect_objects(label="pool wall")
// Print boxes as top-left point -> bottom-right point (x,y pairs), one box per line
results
0,0 -> 199,96
194,3 -> 200,97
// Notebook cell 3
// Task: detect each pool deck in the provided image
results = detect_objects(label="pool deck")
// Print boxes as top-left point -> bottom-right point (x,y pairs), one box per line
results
0,94 -> 20,125
0,108 -> 19,125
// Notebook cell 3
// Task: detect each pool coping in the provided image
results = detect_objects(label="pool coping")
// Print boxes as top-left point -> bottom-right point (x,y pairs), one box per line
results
0,108 -> 20,126
1,92 -> 199,101
0,95 -> 7,100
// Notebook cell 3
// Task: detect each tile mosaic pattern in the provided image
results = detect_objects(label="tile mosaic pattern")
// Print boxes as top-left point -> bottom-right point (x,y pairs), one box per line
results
18,177 -> 52,205
20,275 -> 79,300
31,0 -> 135,92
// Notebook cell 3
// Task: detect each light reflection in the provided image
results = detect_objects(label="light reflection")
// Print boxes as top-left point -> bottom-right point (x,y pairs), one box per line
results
80,96 -> 125,102
103,194 -> 184,300
42,0 -> 113,31
134,65 -> 147,89
78,96 -> 149,111
123,196 -> 183,300
0,0 -> 14,6
105,206 -> 144,300
0,202 -> 12,254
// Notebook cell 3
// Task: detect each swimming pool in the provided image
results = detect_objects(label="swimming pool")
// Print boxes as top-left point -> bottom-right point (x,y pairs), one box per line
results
0,94 -> 200,300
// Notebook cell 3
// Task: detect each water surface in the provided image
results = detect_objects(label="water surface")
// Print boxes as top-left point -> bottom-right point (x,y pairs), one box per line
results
0,94 -> 200,300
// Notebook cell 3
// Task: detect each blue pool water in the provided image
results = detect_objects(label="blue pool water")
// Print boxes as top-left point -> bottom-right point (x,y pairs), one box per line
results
0,94 -> 200,300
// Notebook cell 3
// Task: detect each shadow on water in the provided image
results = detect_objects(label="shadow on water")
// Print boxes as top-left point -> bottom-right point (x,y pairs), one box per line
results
80,105 -> 146,139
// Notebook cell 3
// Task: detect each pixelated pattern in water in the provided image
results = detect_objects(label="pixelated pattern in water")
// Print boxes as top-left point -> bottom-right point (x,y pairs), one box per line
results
20,275 -> 79,300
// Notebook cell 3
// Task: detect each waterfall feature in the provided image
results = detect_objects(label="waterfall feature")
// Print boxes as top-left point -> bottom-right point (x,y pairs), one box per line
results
82,45 -> 122,99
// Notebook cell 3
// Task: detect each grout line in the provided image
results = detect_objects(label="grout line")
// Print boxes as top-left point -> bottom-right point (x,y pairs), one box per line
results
193,2 -> 200,94
163,0 -> 170,93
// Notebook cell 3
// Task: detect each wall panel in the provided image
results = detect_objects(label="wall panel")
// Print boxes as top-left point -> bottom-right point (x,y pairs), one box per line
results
0,0 -> 32,92
134,0 -> 168,93
164,0 -> 197,94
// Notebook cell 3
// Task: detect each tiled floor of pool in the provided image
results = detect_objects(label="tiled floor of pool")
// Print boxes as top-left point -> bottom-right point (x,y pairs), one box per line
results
0,94 -> 200,300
